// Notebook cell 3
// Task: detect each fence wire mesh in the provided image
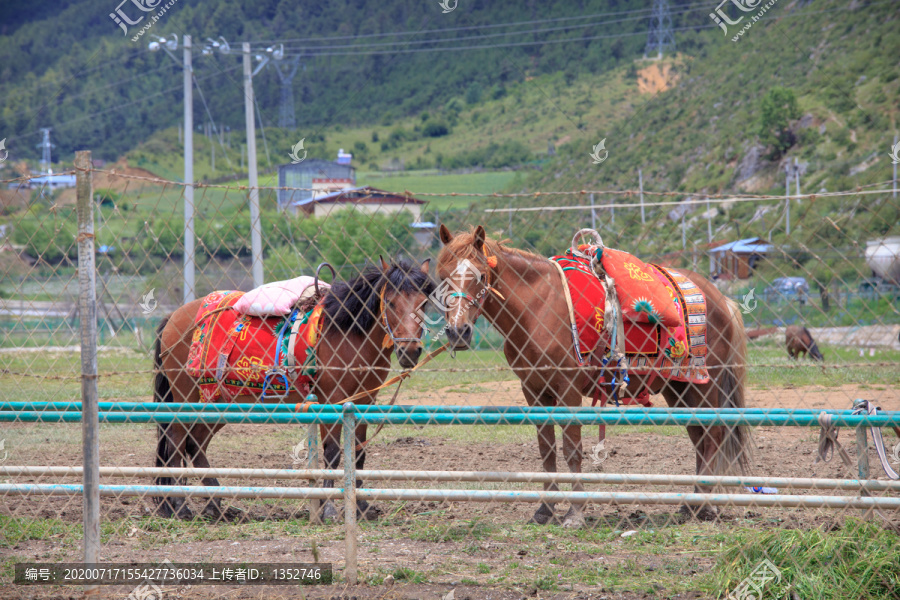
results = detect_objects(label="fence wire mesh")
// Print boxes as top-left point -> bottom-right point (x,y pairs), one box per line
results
1,164 -> 899,599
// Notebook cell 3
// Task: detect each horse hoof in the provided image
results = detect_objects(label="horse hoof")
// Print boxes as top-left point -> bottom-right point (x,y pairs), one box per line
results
529,504 -> 557,525
357,504 -> 383,521
680,504 -> 718,522
561,508 -> 586,529
320,501 -> 340,522
156,498 -> 192,519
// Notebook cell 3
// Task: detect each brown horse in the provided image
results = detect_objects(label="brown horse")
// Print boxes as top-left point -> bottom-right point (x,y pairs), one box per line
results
153,258 -> 435,521
437,225 -> 751,525
785,325 -> 824,361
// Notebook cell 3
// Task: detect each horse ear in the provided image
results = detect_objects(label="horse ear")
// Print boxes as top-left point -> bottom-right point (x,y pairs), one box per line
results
379,255 -> 390,272
420,258 -> 431,274
439,223 -> 453,244
473,225 -> 486,252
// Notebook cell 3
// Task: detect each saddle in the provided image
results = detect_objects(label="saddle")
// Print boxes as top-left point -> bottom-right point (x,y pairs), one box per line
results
185,290 -> 324,402
550,243 -> 709,386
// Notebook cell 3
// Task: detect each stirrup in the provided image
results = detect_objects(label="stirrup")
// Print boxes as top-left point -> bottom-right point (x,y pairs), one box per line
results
261,366 -> 291,400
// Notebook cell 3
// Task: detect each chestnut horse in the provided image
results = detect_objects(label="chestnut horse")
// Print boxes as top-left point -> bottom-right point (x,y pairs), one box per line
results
437,226 -> 751,526
153,258 -> 435,521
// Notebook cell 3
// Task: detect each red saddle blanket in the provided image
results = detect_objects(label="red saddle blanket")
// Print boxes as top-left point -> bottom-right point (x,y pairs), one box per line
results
185,291 -> 323,402
550,251 -> 709,384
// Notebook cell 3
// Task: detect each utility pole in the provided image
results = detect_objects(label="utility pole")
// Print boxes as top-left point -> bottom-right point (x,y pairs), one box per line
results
244,42 -> 264,289
894,134 -> 897,199
785,161 -> 791,236
590,193 -> 597,230
183,36 -> 195,303
638,168 -> 646,224
37,128 -> 55,174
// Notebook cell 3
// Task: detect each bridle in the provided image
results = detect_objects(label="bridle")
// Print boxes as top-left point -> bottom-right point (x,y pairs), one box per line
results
379,284 -> 425,349
446,247 -> 506,326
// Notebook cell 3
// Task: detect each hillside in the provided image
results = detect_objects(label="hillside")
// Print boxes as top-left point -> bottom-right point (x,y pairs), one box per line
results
0,0 -> 672,164
492,0 -> 900,259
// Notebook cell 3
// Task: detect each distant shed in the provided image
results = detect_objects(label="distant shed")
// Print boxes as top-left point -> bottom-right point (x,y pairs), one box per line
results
708,237 -> 771,279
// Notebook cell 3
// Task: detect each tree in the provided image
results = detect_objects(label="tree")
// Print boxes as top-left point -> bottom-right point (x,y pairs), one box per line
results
758,87 -> 800,160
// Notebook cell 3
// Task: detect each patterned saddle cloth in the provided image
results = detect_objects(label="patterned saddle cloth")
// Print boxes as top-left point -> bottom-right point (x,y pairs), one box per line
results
550,249 -> 709,385
185,291 -> 324,402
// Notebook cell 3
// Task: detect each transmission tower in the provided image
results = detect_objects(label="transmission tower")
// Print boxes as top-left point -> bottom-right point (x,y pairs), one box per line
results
272,56 -> 302,129
645,0 -> 676,59
37,128 -> 55,174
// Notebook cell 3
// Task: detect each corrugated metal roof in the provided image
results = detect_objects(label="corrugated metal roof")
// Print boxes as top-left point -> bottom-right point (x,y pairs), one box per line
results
708,237 -> 772,254
291,186 -> 425,207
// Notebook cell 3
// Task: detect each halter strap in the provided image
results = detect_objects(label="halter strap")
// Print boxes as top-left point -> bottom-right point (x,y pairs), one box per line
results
379,284 -> 425,349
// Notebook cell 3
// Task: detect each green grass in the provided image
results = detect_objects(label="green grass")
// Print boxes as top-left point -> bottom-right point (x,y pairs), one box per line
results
357,170 -> 519,212
711,519 -> 900,600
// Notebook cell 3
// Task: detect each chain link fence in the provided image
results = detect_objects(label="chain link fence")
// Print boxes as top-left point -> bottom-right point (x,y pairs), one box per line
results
1,156 -> 899,599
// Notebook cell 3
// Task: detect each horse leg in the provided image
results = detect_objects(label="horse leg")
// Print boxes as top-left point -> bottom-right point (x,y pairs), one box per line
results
186,424 -> 238,521
354,423 -> 380,520
663,382 -> 719,521
319,423 -> 342,522
530,421 -> 559,524
155,422 -> 194,519
560,422 -> 586,528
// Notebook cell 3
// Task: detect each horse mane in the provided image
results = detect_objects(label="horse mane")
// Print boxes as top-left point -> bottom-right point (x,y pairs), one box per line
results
438,227 -> 545,272
323,259 -> 435,336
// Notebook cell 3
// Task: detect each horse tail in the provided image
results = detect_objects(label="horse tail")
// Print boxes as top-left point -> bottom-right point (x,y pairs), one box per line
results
153,315 -> 174,487
717,298 -> 752,475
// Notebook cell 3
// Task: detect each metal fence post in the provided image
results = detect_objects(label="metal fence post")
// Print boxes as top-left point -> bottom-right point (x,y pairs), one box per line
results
75,151 -> 101,596
342,402 -> 358,584
307,422 -> 321,524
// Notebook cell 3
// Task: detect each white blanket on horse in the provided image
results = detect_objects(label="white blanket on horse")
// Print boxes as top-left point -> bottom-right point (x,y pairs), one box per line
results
234,276 -> 329,316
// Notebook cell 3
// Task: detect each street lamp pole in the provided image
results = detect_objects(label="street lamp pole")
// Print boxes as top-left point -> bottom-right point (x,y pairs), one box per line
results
183,35 -> 195,303
149,33 -> 195,303
243,42 -> 264,289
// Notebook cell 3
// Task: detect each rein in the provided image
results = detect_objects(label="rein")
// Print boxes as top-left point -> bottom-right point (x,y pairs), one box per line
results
295,344 -> 449,452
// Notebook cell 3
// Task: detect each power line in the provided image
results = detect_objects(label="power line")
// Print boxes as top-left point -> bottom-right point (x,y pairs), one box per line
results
254,4 -> 665,45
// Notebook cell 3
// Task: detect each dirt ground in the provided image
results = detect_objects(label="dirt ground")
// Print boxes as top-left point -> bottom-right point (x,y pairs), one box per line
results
2,382 -> 899,599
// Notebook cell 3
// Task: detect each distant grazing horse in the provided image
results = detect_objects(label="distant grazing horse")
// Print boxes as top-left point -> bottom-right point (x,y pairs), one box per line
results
153,258 -> 435,521
437,225 -> 751,525
785,325 -> 823,361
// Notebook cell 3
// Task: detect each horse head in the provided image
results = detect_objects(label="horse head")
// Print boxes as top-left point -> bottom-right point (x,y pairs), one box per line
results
436,224 -> 504,351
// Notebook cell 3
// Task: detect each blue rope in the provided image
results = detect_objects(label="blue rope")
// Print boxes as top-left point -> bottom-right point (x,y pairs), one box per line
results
261,308 -> 298,400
